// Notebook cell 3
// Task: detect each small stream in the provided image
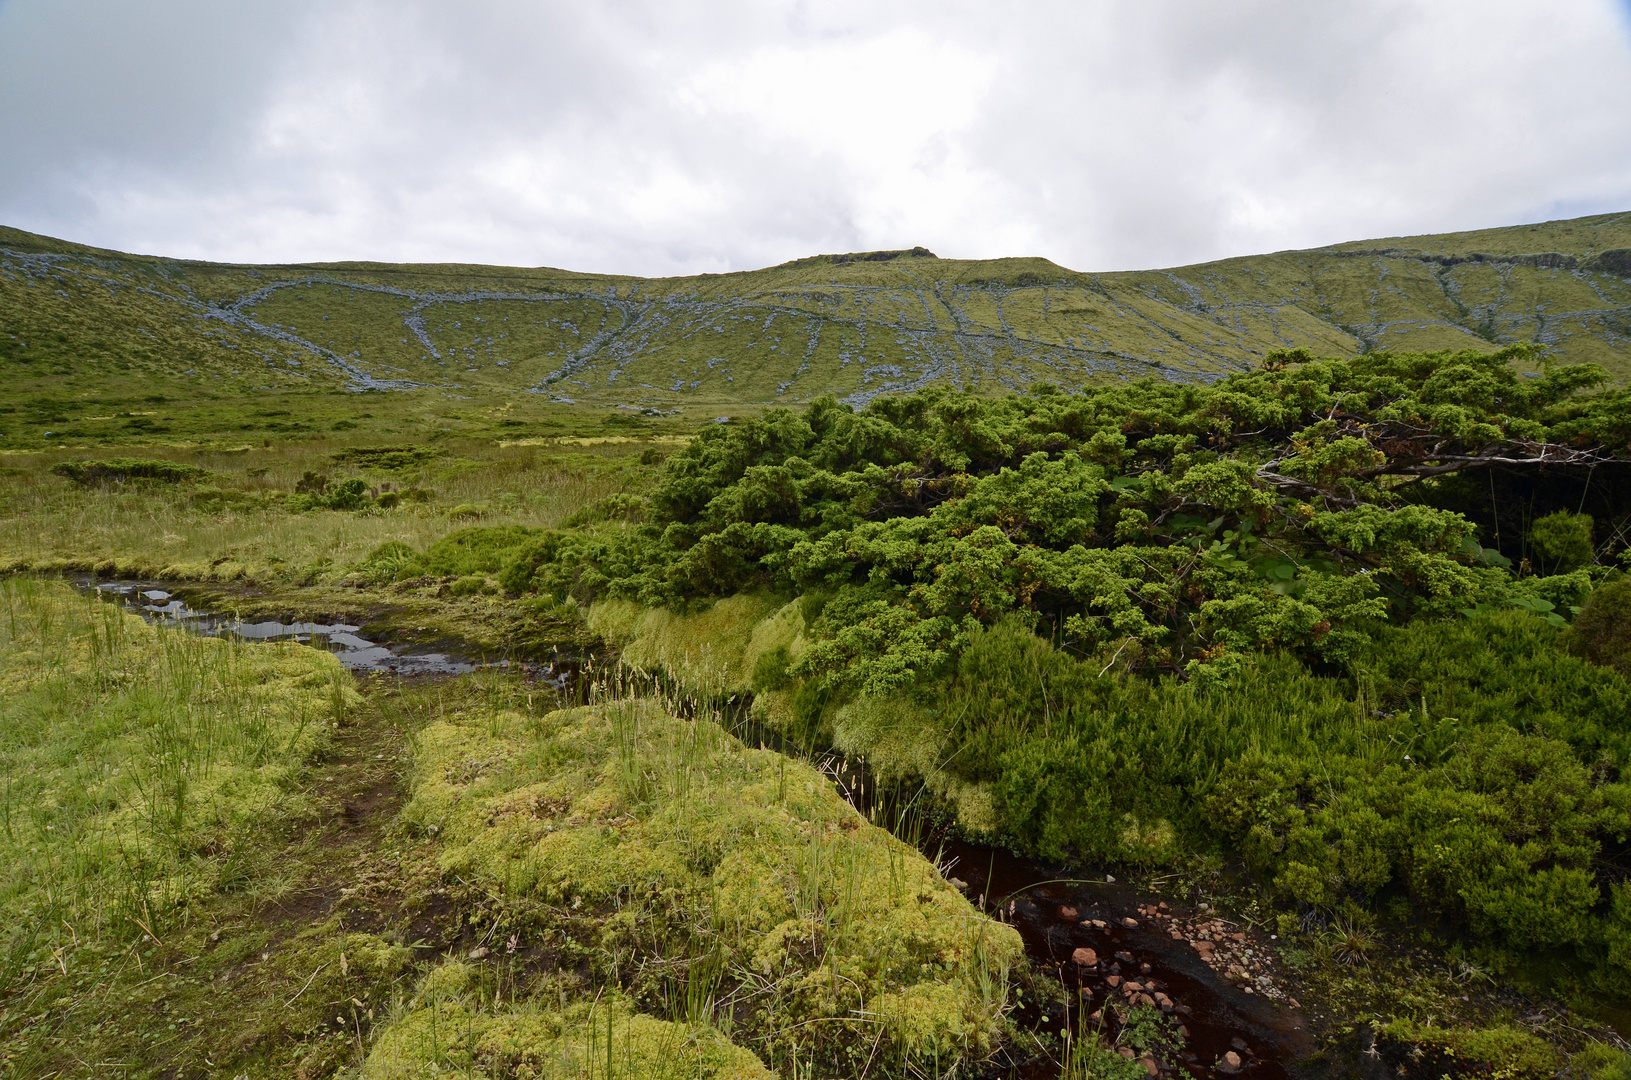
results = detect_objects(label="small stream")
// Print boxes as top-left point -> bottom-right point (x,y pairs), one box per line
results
938,837 -> 1310,1078
82,578 -> 1312,1077
728,715 -> 1311,1078
79,580 -> 581,684
88,579 -> 480,673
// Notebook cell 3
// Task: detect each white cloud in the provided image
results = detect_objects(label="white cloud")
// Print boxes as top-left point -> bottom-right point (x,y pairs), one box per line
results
0,0 -> 1627,274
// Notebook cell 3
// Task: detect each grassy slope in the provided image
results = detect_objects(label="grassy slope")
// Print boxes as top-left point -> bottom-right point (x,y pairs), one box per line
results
2,214 -> 1628,449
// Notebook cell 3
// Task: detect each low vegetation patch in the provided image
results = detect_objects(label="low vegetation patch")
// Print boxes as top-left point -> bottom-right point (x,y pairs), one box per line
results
390,695 -> 1022,1077
455,346 -> 1631,1004
366,983 -> 773,1079
51,456 -> 211,485
12,335 -> 1631,1071
0,578 -> 352,1072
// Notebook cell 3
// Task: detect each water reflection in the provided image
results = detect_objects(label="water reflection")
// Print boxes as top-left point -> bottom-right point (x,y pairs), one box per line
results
87,580 -> 488,677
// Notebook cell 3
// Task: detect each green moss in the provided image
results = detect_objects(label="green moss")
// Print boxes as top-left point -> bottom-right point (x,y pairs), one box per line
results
0,579 -> 346,958
368,983 -> 771,1079
1379,1019 -> 1556,1079
1573,1042 -> 1631,1080
588,595 -> 787,694
395,699 -> 1021,1074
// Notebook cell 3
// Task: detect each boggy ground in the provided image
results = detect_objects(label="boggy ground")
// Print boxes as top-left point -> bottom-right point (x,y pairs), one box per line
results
0,663 -> 458,1078
10,575 -> 1631,1079
10,404 -> 1631,1078
0,583 -> 1028,1079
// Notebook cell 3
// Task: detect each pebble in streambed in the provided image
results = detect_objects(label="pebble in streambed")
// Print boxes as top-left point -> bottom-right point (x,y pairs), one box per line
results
941,838 -> 1311,1079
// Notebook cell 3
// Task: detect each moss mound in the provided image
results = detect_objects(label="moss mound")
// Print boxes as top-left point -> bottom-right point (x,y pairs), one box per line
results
1565,577 -> 1631,678
391,699 -> 1022,1076
1379,1019 -> 1556,1079
367,979 -> 770,1080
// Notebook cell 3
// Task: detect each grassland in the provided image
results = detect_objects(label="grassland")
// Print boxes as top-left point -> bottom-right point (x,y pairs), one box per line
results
0,435 -> 649,581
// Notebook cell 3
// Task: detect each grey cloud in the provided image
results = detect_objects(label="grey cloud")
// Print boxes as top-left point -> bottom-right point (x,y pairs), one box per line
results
0,0 -> 1627,274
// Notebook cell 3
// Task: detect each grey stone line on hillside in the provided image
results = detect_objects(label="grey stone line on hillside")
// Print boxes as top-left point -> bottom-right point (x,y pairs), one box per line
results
1428,258 -> 1631,349
2,248 -> 190,313
0,246 -> 1333,397
820,280 -> 1245,378
0,247 -> 1239,396
218,276 -> 602,385
1162,273 -> 1209,312
1350,308 -> 1631,350
203,305 -> 415,392
213,273 -> 776,389
1331,246 -> 1631,277
453,266 -> 1226,399
1149,261 -> 1547,360
0,252 -> 419,391
532,293 -> 766,393
1326,249 -> 1631,350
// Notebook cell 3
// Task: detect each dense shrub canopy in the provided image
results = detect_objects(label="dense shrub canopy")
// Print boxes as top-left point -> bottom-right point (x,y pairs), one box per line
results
506,345 -> 1631,691
439,345 -> 1631,996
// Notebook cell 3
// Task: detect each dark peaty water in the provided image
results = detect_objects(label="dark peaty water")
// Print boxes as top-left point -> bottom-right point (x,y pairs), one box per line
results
938,838 -> 1312,1078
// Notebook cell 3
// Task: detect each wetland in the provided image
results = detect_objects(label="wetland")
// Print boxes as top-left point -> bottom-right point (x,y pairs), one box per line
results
9,344 -> 1631,1078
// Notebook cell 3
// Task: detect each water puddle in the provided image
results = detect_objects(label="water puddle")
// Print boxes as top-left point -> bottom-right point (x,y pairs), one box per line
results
83,580 -> 572,686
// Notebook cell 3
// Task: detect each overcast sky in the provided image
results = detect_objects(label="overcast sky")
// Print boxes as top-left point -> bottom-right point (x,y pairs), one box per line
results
1,1 -> 1629,276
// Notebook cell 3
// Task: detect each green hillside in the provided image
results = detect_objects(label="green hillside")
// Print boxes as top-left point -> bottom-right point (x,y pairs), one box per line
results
2,212 -> 1629,440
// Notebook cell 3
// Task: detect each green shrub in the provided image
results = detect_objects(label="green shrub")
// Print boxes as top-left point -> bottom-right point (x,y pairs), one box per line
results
1530,510 -> 1596,573
293,469 -> 327,494
508,347 -> 1616,693
751,644 -> 792,692
329,445 -> 443,471
411,349 -> 1631,995
52,457 -> 210,484
350,540 -> 420,583
1564,577 -> 1631,678
561,492 -> 647,527
288,474 -> 374,511
417,525 -> 540,578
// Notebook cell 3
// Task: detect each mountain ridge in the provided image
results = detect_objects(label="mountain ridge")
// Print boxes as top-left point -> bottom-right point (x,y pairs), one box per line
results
3,212 -> 1629,419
